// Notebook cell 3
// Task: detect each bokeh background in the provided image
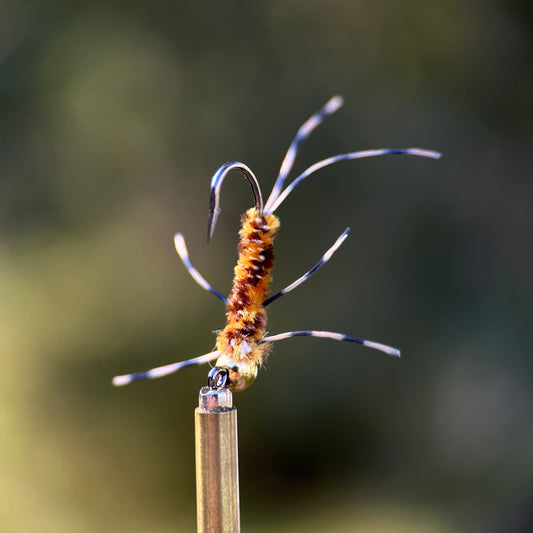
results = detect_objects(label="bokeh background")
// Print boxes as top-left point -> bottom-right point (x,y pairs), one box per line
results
1,1 -> 532,531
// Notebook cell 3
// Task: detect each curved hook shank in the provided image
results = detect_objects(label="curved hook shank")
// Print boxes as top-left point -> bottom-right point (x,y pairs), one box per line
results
208,161 -> 263,241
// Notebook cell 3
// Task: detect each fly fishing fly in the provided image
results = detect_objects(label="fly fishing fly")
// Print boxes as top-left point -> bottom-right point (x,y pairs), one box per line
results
113,96 -> 440,392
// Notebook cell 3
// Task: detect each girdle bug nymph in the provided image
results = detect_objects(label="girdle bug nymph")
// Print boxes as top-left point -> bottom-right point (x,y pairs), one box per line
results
113,96 -> 440,392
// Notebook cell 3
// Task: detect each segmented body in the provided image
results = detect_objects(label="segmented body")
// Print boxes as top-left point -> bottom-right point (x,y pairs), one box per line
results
216,208 -> 279,365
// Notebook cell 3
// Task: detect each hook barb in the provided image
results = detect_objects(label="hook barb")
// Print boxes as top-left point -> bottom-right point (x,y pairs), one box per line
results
208,162 -> 263,241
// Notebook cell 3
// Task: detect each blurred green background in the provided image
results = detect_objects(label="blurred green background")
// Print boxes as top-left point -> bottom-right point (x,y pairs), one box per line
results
1,1 -> 532,531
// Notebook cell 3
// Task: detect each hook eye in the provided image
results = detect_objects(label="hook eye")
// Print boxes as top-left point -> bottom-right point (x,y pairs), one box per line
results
207,367 -> 229,390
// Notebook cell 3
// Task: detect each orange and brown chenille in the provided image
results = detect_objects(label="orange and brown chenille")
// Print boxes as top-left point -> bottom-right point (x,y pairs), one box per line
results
216,208 -> 280,364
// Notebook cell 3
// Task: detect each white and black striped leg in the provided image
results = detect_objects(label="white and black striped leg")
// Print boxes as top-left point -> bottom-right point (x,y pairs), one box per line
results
174,234 -> 228,305
259,331 -> 401,357
112,350 -> 221,387
264,96 -> 344,213
263,228 -> 350,307
267,148 -> 442,213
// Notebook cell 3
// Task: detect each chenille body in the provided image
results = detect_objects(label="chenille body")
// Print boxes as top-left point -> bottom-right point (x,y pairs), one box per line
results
216,208 -> 279,365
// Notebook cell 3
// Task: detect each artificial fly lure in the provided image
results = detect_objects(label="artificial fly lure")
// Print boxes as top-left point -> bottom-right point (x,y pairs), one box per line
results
113,96 -> 440,392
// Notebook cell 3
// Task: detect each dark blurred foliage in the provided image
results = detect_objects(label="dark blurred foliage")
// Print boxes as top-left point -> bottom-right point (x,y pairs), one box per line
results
0,1 -> 532,531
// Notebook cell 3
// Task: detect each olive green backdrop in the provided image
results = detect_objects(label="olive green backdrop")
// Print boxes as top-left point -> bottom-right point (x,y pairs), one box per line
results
1,1 -> 531,532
